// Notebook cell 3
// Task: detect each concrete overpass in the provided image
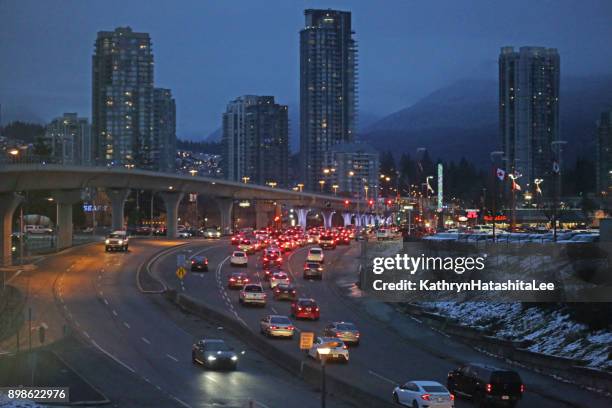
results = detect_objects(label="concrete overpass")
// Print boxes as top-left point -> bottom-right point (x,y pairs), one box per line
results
0,164 -> 387,265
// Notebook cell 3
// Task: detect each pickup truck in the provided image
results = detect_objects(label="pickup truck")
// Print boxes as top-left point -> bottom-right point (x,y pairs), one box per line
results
105,231 -> 129,252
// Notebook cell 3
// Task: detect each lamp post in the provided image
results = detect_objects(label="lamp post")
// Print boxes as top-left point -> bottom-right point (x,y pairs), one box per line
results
242,176 -> 250,184
267,181 -> 278,188
490,151 -> 504,241
318,180 -> 325,193
551,141 -> 567,242
297,183 -> 304,192
332,184 -> 339,196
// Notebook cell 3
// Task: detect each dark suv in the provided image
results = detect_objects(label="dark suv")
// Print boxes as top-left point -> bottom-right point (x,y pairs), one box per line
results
447,363 -> 524,407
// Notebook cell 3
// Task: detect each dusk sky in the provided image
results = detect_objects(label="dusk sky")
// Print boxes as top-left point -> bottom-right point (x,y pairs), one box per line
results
1,0 -> 611,139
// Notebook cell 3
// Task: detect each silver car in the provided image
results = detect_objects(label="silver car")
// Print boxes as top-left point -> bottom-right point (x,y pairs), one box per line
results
259,315 -> 294,338
323,321 -> 360,345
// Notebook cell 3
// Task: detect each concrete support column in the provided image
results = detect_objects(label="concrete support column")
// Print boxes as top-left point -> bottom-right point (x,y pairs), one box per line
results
255,201 -> 276,230
342,212 -> 352,227
216,198 -> 233,235
0,193 -> 24,266
322,210 -> 335,230
160,192 -> 184,239
295,207 -> 309,230
52,189 -> 82,251
107,188 -> 131,231
353,213 -> 361,227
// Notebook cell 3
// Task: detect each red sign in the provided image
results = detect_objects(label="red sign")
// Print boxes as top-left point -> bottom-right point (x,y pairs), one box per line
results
466,211 -> 479,219
484,215 -> 507,221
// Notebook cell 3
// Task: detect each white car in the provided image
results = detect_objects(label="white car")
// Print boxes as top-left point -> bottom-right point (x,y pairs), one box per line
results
307,337 -> 349,363
230,251 -> 248,267
105,231 -> 129,252
269,271 -> 290,289
306,247 -> 324,263
25,225 -> 53,234
239,284 -> 267,307
392,380 -> 454,408
259,315 -> 294,338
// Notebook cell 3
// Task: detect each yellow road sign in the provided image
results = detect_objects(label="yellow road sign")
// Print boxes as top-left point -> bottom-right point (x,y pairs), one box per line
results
176,266 -> 187,280
299,331 -> 314,350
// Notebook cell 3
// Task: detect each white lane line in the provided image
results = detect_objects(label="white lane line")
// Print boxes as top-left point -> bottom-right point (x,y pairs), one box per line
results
83,331 -> 90,339
409,316 -> 422,323
112,310 -> 118,317
123,322 -> 131,329
204,374 -> 218,383
91,340 -> 136,373
270,307 -> 278,314
141,337 -> 151,345
173,396 -> 192,408
166,354 -> 179,362
103,299 -> 109,305
252,401 -> 272,408
368,369 -> 397,385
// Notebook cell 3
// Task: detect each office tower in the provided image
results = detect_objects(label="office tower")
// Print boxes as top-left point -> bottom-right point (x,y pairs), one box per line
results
322,142 -> 379,198
596,111 -> 612,195
222,95 -> 289,186
44,113 -> 92,165
92,27 -> 154,169
499,46 -> 560,196
153,88 -> 177,172
300,9 -> 357,191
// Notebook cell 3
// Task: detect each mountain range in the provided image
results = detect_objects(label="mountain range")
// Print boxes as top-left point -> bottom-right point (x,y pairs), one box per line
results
360,75 -> 612,168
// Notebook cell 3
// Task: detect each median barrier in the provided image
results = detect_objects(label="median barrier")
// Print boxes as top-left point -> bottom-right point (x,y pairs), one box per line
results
168,290 -> 397,408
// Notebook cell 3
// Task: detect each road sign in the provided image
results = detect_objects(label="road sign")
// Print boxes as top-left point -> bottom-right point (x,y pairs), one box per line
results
177,254 -> 186,267
299,332 -> 314,350
176,266 -> 187,280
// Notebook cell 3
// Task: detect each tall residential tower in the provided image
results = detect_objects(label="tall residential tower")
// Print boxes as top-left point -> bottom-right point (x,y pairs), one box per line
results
300,9 -> 357,191
596,111 -> 612,195
499,46 -> 560,196
153,88 -> 177,172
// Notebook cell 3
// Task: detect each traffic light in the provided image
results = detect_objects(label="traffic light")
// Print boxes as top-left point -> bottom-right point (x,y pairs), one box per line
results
368,199 -> 374,207
344,199 -> 350,208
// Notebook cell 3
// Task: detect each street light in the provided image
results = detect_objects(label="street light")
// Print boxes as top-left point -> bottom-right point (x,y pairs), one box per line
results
297,183 -> 304,192
318,180 -> 326,192
9,149 -> 19,156
267,181 -> 278,188
332,184 -> 339,196
242,176 -> 250,184
189,169 -> 198,176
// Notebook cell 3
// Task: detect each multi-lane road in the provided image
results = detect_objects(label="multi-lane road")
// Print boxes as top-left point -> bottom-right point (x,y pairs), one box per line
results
153,238 -> 611,408
13,237 -> 611,408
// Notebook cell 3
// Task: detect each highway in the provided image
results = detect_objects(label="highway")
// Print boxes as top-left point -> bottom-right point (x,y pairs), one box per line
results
53,239 -> 353,408
153,238 -> 612,408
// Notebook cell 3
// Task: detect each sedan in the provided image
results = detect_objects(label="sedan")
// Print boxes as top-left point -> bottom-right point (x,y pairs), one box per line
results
291,298 -> 320,320
228,272 -> 250,289
273,283 -> 297,301
260,315 -> 294,338
323,321 -> 360,345
393,380 -> 455,408
308,337 -> 349,363
230,251 -> 248,267
269,271 -> 290,289
190,256 -> 209,272
192,339 -> 239,370
303,262 -> 323,280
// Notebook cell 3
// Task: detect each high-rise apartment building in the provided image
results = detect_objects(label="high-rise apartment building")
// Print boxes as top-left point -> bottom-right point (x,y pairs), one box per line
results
222,95 -> 289,186
596,111 -> 612,195
92,27 -> 154,169
499,46 -> 560,196
300,9 -> 357,191
153,88 -> 177,172
322,142 -> 379,199
44,113 -> 92,165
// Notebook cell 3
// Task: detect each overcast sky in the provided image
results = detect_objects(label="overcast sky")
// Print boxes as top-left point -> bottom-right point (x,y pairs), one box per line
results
1,0 -> 611,139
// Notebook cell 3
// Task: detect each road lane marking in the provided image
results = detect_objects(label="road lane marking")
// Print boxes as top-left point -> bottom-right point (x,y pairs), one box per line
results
368,370 -> 397,385
83,331 -> 90,339
123,322 -> 131,329
141,337 -> 151,344
166,354 -> 178,362
173,396 -> 192,408
103,299 -> 109,305
112,310 -> 118,317
409,316 -> 422,323
270,307 -> 278,314
205,374 -> 218,383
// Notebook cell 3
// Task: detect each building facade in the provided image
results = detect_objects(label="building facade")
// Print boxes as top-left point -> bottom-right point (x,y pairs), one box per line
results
596,111 -> 612,195
222,95 -> 289,186
153,88 -> 177,172
300,9 -> 357,191
92,27 -> 155,169
44,113 -> 92,165
499,46 -> 560,196
322,142 -> 379,199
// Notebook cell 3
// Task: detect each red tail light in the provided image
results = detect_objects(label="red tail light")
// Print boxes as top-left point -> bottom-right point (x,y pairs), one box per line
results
343,345 -> 348,349
287,326 -> 294,330
244,278 -> 249,282
229,278 -> 235,281
450,394 -> 455,401
486,384 -> 492,393
191,260 -> 195,264
298,307 -> 302,311
205,259 -> 208,264
270,325 -> 278,329
421,394 -> 431,401
315,307 -> 319,311
520,384 -> 525,393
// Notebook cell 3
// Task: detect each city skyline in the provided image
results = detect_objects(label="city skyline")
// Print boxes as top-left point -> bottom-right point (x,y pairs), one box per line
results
1,0 -> 611,139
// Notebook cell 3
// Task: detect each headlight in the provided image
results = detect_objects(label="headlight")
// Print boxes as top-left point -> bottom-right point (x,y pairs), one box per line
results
318,348 -> 331,354
207,355 -> 217,361
231,355 -> 238,361
117,240 -> 123,245
105,239 -> 110,244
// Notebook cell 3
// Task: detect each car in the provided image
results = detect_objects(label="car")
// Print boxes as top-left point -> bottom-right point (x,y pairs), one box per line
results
291,298 -> 320,320
323,321 -> 360,345
25,225 -> 53,234
306,247 -> 324,263
231,234 -> 243,245
262,250 -> 283,268
177,230 -> 191,238
319,234 -> 336,249
447,363 -> 524,407
238,239 -> 255,254
270,271 -> 290,289
307,337 -> 349,363
230,251 -> 248,266
190,255 -> 209,272
203,227 -> 221,239
376,229 -> 391,241
303,262 -> 324,280
192,339 -> 239,370
392,380 -> 455,408
557,233 -> 599,244
228,272 -> 250,289
239,283 -> 267,306
260,315 -> 294,338
105,231 -> 129,252
337,234 -> 351,245
273,283 -> 297,301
